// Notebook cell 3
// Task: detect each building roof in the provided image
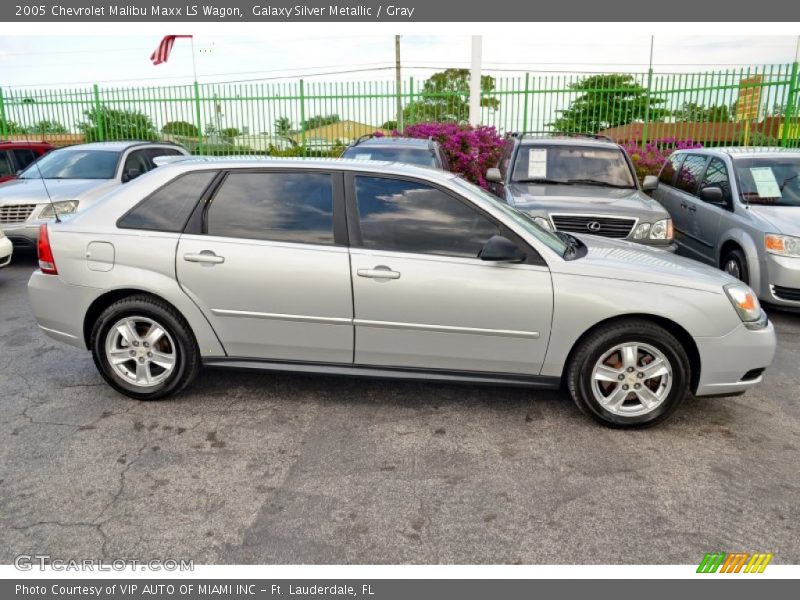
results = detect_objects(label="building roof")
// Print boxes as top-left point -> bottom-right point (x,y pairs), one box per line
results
598,117 -> 798,144
291,120 -> 387,143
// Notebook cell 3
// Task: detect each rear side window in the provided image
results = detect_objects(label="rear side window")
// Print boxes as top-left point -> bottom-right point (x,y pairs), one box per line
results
118,171 -> 217,232
659,153 -> 685,185
674,154 -> 708,195
354,176 -> 499,258
206,172 -> 334,245
12,149 -> 38,169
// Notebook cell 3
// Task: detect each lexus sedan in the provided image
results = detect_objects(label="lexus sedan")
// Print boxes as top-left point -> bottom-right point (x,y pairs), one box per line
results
28,158 -> 776,427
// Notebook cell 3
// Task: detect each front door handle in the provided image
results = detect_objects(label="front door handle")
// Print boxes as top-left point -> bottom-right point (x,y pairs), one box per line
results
357,265 -> 401,280
184,251 -> 225,265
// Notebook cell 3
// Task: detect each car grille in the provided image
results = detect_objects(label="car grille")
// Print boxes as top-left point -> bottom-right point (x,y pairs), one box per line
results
772,285 -> 800,302
0,204 -> 36,224
549,214 -> 636,239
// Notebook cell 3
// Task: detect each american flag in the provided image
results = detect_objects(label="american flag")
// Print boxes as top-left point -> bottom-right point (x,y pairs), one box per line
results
150,35 -> 192,65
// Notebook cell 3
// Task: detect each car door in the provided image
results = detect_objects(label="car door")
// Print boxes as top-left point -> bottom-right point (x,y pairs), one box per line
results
690,157 -> 734,262
176,169 -> 354,363
668,153 -> 710,260
346,173 -> 553,376
651,152 -> 686,224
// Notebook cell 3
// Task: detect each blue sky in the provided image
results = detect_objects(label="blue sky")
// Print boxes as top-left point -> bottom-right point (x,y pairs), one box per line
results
0,34 -> 797,89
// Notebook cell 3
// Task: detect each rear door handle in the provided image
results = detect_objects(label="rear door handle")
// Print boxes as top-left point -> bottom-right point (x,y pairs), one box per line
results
183,251 -> 225,264
357,266 -> 401,280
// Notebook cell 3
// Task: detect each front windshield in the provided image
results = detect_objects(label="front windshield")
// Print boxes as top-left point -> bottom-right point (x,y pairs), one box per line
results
451,177 -> 569,256
511,144 -> 636,188
734,156 -> 800,207
20,149 -> 120,180
343,146 -> 437,167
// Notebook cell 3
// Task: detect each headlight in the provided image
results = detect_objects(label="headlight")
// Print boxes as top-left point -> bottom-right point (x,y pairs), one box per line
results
533,216 -> 553,231
724,283 -> 766,328
765,233 -> 800,257
633,223 -> 651,239
39,200 -> 79,219
649,218 -> 673,240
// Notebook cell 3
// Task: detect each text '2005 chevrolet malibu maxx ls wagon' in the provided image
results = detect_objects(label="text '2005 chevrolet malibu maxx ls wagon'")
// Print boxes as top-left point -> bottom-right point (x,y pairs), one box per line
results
28,158 -> 776,427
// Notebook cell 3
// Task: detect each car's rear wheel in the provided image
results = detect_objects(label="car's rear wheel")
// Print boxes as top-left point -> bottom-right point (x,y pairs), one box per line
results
721,248 -> 749,284
567,319 -> 690,427
91,295 -> 200,400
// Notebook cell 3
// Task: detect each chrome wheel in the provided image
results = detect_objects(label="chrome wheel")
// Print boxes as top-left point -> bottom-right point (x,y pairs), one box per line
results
104,316 -> 176,388
590,342 -> 672,417
724,259 -> 742,280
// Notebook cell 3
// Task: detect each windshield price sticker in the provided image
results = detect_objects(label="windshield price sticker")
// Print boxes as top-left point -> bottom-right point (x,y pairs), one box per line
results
527,149 -> 548,179
750,167 -> 781,198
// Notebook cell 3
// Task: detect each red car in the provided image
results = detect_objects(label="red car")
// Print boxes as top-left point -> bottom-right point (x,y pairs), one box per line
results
0,141 -> 54,184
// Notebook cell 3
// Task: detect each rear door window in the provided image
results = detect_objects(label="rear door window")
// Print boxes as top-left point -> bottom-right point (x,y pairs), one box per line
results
674,154 -> 709,196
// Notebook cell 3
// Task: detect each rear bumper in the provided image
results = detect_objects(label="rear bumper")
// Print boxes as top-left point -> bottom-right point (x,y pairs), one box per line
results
693,320 -> 776,397
27,271 -> 100,350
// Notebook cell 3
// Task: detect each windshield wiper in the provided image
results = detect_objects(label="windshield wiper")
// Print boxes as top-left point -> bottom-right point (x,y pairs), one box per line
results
514,178 -> 573,185
565,178 -> 634,189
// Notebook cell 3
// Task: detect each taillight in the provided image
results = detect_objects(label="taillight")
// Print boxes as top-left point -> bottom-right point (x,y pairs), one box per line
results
38,223 -> 58,275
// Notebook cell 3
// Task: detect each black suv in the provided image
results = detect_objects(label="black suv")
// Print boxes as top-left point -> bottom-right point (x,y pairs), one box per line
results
341,135 -> 450,171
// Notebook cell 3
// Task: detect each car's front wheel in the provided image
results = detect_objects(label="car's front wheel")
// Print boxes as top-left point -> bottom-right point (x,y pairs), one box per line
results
91,295 -> 200,400
566,319 -> 691,427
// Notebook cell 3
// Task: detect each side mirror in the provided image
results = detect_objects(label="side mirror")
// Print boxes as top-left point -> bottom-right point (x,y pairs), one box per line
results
642,175 -> 658,191
486,167 -> 502,183
122,168 -> 142,183
699,186 -> 725,205
479,235 -> 525,262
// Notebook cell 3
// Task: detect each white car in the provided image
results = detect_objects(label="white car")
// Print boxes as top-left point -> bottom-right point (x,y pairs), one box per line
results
0,228 -> 12,268
0,141 -> 189,250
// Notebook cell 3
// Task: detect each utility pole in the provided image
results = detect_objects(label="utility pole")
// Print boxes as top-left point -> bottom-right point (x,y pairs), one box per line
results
469,35 -> 482,126
395,35 -> 403,132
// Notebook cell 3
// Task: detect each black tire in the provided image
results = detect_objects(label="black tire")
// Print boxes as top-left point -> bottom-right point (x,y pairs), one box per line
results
721,247 -> 749,284
566,319 -> 691,428
90,295 -> 200,400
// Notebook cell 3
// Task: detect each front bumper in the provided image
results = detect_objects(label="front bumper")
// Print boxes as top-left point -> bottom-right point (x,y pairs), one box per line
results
0,221 -> 42,249
0,236 -> 12,267
693,320 -> 776,397
759,253 -> 800,307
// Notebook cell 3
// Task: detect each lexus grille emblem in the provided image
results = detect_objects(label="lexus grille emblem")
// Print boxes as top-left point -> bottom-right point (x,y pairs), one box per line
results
586,221 -> 602,232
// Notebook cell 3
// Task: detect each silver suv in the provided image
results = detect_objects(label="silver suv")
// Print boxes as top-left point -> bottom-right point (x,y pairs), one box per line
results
28,158 -> 776,427
0,141 -> 189,249
486,133 -> 676,251
651,147 -> 800,309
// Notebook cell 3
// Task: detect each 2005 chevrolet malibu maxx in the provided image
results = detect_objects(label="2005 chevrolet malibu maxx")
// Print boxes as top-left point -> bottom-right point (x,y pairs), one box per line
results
28,158 -> 776,427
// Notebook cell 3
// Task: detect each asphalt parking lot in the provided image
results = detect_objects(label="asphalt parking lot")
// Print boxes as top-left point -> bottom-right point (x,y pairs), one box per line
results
1,252 -> 799,565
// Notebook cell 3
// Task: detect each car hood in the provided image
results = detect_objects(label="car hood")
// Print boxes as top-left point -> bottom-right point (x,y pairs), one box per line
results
552,234 -> 738,293
747,205 -> 800,236
0,178 -> 116,205
508,182 -> 668,218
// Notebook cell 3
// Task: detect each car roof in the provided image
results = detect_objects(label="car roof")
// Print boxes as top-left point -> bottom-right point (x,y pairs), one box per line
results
0,140 -> 53,148
58,141 -> 181,152
158,156 -> 456,180
673,146 -> 800,159
352,137 -> 435,148
518,136 -> 619,149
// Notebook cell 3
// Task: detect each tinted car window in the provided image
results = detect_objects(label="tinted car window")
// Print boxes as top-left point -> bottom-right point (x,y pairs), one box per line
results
118,171 -> 217,232
207,172 -> 334,245
12,149 -> 38,169
123,150 -> 153,177
698,157 -> 732,205
19,149 -> 119,179
0,151 -> 12,177
659,153 -> 685,185
355,176 -> 499,258
342,146 -> 437,168
674,154 -> 708,195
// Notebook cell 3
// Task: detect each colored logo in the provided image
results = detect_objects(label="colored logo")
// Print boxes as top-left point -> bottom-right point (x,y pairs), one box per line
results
697,552 -> 773,573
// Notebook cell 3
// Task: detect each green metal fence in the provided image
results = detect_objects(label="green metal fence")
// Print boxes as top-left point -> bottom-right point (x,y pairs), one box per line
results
1,63 -> 798,153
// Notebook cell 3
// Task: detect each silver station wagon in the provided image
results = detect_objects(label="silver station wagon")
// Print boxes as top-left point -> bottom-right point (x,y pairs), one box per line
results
28,158 -> 776,427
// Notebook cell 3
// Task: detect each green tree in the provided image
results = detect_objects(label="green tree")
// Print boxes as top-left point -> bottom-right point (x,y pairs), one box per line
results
161,120 -> 199,137
0,118 -> 26,134
78,107 -> 158,141
549,74 -> 670,133
405,68 -> 500,124
380,120 -> 398,130
220,127 -> 241,138
274,117 -> 292,136
26,120 -> 67,135
673,102 -> 733,122
301,114 -> 340,130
